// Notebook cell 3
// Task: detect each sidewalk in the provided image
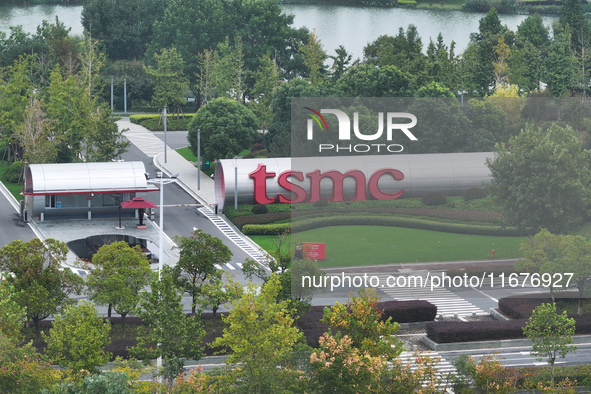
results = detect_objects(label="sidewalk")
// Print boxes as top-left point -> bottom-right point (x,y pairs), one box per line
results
117,119 -> 216,206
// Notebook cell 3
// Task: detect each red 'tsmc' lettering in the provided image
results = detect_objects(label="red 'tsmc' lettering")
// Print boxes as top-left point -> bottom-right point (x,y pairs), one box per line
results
249,164 -> 404,204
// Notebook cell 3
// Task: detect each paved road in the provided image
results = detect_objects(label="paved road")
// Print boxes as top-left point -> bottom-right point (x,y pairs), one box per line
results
0,183 -> 38,246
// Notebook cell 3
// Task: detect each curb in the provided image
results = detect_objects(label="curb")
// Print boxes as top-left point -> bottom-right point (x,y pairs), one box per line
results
422,333 -> 591,352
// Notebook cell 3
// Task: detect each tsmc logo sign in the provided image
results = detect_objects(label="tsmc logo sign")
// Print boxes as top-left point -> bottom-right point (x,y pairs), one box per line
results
304,108 -> 417,153
249,164 -> 404,204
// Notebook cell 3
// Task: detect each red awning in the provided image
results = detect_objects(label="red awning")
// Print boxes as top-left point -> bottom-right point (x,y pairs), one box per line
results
121,197 -> 157,209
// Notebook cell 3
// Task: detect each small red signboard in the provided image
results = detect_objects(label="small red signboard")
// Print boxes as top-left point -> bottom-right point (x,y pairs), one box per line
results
303,242 -> 325,260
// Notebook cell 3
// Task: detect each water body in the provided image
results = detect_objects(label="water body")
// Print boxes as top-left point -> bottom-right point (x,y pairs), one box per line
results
0,4 -> 558,59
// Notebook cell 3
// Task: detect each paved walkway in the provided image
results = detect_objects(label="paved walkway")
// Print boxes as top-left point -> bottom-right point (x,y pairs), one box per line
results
117,119 -> 269,265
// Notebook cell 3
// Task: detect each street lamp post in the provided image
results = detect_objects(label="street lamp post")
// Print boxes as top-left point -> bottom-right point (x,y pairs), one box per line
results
147,170 -> 178,377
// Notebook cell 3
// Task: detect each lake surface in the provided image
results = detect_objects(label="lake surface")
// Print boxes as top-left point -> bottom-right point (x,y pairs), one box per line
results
0,4 -> 558,59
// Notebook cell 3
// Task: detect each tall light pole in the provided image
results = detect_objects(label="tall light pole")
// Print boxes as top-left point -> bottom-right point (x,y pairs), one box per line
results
147,169 -> 177,377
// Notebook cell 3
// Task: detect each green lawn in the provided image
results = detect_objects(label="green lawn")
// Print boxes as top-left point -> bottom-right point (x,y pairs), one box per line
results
0,162 -> 24,201
251,226 -> 526,268
176,146 -> 198,162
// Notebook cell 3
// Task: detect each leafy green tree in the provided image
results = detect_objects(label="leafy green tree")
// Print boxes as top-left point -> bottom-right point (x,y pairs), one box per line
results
300,31 -> 327,85
0,55 -> 32,161
84,105 -> 130,162
321,289 -> 403,361
487,124 -> 591,232
0,280 -> 26,342
43,301 -> 111,380
517,13 -> 550,49
173,229 -> 232,315
338,64 -> 415,97
508,40 -> 544,93
86,241 -> 152,332
145,47 -> 188,112
17,96 -> 58,164
0,238 -> 83,333
405,98 -> 475,153
131,267 -> 204,382
45,66 -> 88,162
187,97 -> 259,161
78,36 -> 106,102
523,303 -> 577,387
212,274 -> 303,393
465,98 -> 508,142
81,0 -> 168,60
329,45 -> 352,81
198,272 -> 243,317
416,81 -> 455,97
0,333 -> 60,393
251,55 -> 280,132
545,29 -> 578,97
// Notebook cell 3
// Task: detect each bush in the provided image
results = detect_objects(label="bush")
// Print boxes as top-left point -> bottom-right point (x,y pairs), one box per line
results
426,319 -> 527,343
4,161 -> 24,183
421,192 -> 447,206
251,204 -> 269,214
379,300 -> 437,323
242,223 -> 291,235
313,200 -> 328,208
129,114 -> 194,131
242,214 -> 527,236
251,142 -> 265,151
464,187 -> 488,202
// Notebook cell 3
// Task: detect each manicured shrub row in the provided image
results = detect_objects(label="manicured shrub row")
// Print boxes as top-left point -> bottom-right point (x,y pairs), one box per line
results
232,212 -> 291,229
426,319 -> 528,343
498,296 -> 548,319
298,301 -> 437,347
464,187 -> 488,202
498,294 -> 586,320
421,192 -> 447,206
242,215 -> 526,236
427,313 -> 591,343
251,204 -> 269,214
379,300 -> 437,323
242,223 -> 291,235
129,114 -> 194,131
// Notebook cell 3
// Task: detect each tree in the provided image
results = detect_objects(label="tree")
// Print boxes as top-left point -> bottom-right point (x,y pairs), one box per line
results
187,97 -> 259,162
145,47 -> 188,112
321,289 -> 403,361
545,29 -> 577,97
16,96 -> 58,164
131,267 -> 204,383
81,0 -> 168,60
329,45 -> 352,81
0,238 -> 83,333
86,241 -> 152,332
173,229 -> 232,315
0,279 -> 26,342
523,303 -> 577,387
84,105 -> 130,162
211,274 -> 303,393
251,55 -> 280,132
337,64 -> 415,97
300,30 -> 327,85
486,123 -> 591,232
517,229 -> 566,302
198,272 -> 244,317
43,301 -> 111,380
0,333 -> 60,393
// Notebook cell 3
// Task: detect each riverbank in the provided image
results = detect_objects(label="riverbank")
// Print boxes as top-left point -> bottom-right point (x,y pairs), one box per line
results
281,0 -> 568,14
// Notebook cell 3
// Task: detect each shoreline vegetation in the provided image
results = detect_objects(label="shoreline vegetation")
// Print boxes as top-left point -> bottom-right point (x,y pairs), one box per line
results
0,0 -> 574,15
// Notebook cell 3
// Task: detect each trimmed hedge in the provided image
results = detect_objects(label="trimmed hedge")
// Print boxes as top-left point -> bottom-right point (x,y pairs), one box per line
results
129,113 -> 194,131
243,223 -> 290,235
427,310 -> 591,343
421,192 -> 447,206
380,300 -> 437,323
251,204 -> 269,214
426,319 -> 527,343
242,215 -> 527,236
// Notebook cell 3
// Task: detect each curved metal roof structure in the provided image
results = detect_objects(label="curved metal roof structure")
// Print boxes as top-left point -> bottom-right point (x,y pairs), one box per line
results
24,161 -> 158,195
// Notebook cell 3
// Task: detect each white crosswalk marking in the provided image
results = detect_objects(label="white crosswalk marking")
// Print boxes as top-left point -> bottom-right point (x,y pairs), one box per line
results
198,206 -> 271,269
340,273 -> 486,316
225,263 -> 236,270
398,350 -> 456,390
124,127 -> 169,158
214,264 -> 222,270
